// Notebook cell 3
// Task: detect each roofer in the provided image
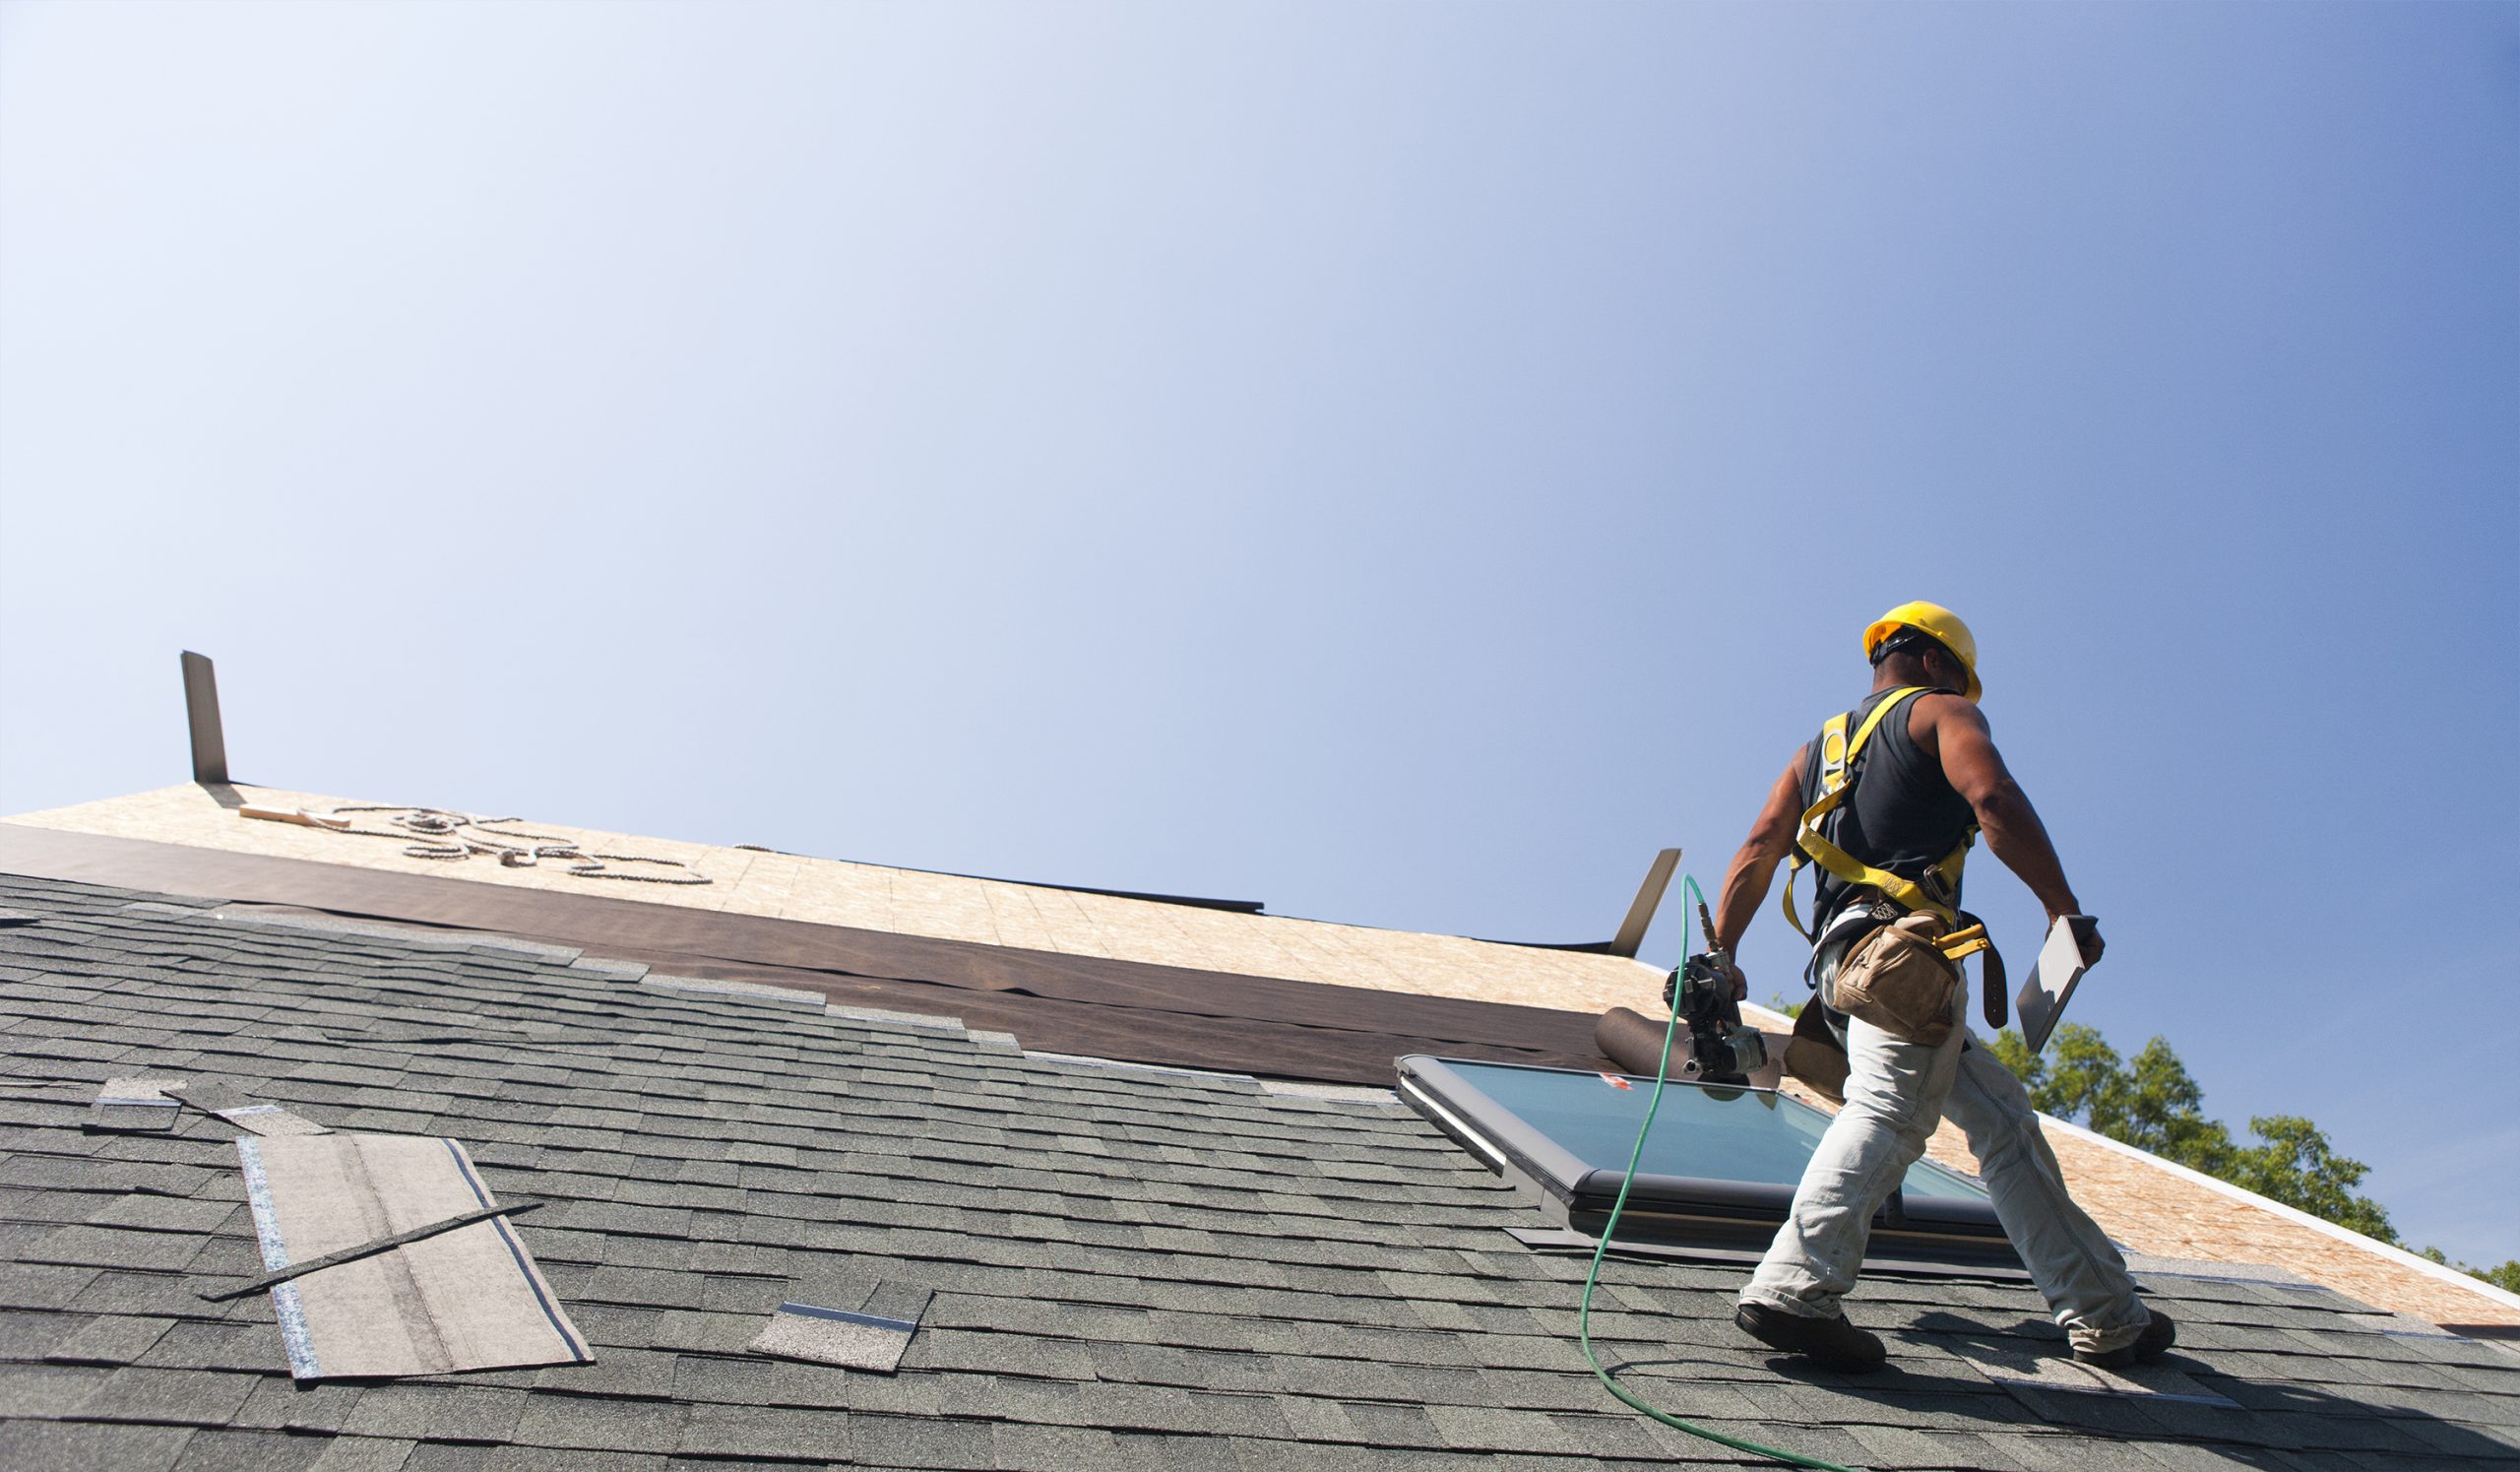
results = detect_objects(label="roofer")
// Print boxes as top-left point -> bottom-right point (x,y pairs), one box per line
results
1701,602 -> 2176,1374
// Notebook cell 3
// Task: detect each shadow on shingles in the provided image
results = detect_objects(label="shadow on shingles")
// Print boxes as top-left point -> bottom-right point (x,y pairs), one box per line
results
1832,1314 -> 2520,1466
199,781 -> 248,810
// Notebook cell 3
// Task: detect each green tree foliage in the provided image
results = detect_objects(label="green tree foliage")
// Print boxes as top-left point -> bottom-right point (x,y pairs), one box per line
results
2419,1247 -> 2520,1294
1989,1022 -> 2400,1247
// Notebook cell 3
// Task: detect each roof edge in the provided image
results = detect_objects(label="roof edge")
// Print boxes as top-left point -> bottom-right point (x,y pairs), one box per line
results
2041,1110 -> 2520,1315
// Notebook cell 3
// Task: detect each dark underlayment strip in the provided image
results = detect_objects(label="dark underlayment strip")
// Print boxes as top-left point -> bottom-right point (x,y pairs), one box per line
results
0,822 -> 1620,1084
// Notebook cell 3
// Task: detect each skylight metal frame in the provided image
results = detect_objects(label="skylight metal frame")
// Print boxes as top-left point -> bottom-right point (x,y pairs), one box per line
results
1397,1056 -> 2021,1270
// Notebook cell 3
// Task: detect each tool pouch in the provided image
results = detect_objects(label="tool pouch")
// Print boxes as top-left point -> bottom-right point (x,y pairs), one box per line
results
1781,997 -> 1849,1105
1830,913 -> 1965,1046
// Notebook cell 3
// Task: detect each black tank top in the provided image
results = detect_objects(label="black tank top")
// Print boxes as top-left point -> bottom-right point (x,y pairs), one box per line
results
1800,686 -> 1976,927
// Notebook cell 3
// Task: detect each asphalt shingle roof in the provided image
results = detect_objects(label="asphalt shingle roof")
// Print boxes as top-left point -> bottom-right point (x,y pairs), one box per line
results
2,870 -> 2517,1470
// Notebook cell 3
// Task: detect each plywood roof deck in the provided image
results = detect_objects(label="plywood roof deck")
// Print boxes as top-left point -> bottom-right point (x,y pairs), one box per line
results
11,784 -> 1667,1015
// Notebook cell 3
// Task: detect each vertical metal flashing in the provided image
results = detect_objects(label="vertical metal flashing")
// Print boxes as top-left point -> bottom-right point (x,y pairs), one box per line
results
1608,848 -> 1681,958
181,651 -> 229,785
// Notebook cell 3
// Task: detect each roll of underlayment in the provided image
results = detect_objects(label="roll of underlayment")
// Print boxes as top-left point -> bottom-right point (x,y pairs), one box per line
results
1594,1004 -> 1674,1079
1595,1004 -> 1797,1093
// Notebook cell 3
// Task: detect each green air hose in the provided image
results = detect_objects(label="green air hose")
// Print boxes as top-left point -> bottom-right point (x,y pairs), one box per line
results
1576,872 -> 1862,1472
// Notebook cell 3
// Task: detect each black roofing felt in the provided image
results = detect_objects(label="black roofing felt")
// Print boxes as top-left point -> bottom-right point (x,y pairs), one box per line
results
0,869 -> 2517,1471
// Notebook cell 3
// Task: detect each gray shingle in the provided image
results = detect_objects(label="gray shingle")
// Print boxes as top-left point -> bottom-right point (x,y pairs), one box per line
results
334,1384 -> 530,1442
509,1393 -> 691,1453
675,1401 -> 852,1460
168,1429 -> 333,1472
306,1440 -> 418,1472
850,1413 -> 995,1470
0,1420 -> 196,1472
8,871 -> 2517,1472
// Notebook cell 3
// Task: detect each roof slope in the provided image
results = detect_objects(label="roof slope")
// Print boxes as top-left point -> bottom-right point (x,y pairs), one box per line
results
10,784 -> 1663,1013
4,871 -> 2519,1470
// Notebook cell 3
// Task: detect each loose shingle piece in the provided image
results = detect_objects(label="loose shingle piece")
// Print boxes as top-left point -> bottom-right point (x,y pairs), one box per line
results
88,1077 -> 184,1134
5,866 -> 2520,1471
750,1282 -> 935,1375
164,1085 -> 331,1138
235,1132 -> 590,1380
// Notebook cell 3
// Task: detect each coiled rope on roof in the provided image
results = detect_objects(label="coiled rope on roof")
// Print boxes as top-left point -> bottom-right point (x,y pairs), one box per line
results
316,805 -> 712,885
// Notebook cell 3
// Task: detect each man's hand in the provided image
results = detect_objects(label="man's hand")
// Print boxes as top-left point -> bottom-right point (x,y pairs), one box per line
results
2058,914 -> 2105,965
1662,954 -> 1749,1009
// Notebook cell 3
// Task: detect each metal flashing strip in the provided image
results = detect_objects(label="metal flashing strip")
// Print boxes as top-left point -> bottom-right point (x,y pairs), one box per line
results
229,1132 -> 590,1380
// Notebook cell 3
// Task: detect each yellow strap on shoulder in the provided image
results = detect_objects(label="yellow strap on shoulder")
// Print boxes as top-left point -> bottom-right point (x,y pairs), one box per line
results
1788,687 -> 1965,928
1779,711 -> 1854,941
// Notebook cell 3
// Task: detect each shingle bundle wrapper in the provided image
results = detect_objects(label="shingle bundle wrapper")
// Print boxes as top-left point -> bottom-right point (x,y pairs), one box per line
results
750,1282 -> 934,1374
235,1131 -> 591,1379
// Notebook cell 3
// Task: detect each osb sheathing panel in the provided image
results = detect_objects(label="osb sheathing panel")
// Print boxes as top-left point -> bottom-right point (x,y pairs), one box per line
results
24,784 -> 2513,1334
1737,1002 -> 2520,1331
11,785 -> 1665,1014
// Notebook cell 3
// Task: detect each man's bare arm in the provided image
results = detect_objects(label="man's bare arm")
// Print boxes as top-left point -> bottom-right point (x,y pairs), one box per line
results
1922,697 -> 2087,928
1710,746 -> 1809,961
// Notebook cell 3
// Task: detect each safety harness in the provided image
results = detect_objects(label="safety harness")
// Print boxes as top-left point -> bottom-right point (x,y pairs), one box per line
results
1779,684 -> 2007,1027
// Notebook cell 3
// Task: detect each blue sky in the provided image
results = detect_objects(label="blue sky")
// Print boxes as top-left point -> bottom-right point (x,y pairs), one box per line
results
2,2 -> 2511,1265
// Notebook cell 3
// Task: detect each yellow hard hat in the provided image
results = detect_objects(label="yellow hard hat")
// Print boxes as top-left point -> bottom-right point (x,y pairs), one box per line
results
1862,601 -> 1983,702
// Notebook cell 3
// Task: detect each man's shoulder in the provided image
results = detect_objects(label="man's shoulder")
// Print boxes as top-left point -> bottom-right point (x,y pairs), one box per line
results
1904,688 -> 1984,737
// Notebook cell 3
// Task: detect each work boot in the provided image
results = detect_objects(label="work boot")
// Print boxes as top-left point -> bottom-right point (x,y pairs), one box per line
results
2074,1309 -> 2176,1370
1733,1302 -> 1887,1374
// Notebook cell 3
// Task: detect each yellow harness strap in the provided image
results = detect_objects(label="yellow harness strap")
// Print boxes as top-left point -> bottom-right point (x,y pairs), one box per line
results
1779,686 -> 1973,938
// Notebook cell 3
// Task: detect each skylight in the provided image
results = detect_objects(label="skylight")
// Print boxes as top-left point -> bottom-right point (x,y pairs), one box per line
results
1398,1056 -> 2016,1269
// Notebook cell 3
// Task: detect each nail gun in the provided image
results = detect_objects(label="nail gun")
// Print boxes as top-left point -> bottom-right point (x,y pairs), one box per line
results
1661,898 -> 1770,1085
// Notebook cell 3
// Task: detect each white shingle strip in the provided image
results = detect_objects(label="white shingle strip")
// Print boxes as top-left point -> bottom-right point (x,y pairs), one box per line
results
232,1133 -> 592,1380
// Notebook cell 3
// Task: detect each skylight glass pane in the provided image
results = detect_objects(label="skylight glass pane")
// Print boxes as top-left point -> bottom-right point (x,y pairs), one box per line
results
1438,1060 -> 1988,1202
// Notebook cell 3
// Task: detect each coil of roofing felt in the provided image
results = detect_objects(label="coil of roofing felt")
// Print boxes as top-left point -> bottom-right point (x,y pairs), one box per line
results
1596,1004 -> 1675,1078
